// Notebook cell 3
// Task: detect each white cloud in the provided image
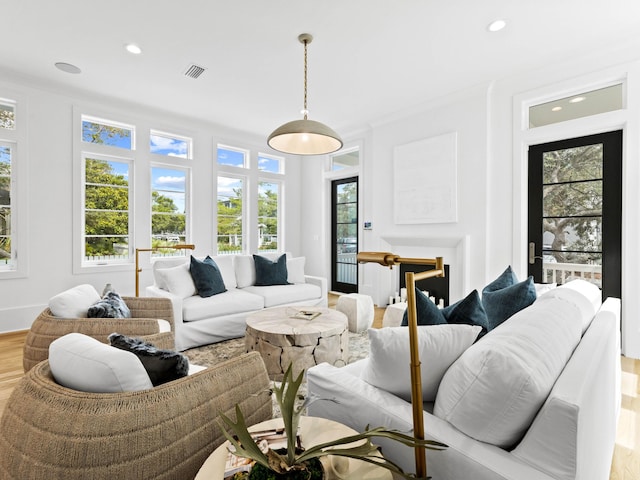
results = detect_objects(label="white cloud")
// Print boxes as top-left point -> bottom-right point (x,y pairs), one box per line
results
156,175 -> 185,189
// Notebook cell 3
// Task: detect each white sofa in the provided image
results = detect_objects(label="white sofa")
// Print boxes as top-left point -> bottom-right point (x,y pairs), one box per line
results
308,280 -> 621,480
146,253 -> 327,350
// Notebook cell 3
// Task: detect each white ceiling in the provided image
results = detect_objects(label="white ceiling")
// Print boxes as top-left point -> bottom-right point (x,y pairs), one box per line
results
2,1 -> 640,139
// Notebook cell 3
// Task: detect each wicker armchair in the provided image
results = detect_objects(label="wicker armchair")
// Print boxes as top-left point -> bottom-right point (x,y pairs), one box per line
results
0,351 -> 272,480
23,296 -> 175,372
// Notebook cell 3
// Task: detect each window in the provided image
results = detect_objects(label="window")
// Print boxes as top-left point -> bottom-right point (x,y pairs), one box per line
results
83,156 -> 131,263
331,148 -> 359,171
258,181 -> 280,252
150,130 -> 191,159
529,84 -> 623,128
0,143 -> 12,270
151,167 -> 187,255
216,176 -> 244,254
258,153 -> 283,174
0,103 -> 15,130
217,145 -> 247,168
82,116 -> 134,150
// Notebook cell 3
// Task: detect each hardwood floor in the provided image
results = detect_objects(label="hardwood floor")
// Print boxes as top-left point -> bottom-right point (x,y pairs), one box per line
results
1,297 -> 638,478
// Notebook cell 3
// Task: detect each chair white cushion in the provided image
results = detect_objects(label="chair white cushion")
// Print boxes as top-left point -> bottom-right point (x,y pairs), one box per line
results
155,262 -> 196,299
49,333 -> 153,393
434,292 -> 584,448
48,284 -> 101,318
361,325 -> 482,402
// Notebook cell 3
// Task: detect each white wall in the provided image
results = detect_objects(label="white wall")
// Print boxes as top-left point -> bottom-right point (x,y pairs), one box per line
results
0,71 -> 303,332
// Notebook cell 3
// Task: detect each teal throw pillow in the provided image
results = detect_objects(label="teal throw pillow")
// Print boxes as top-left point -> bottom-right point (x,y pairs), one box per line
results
254,254 -> 289,286
400,288 -> 446,326
482,276 -> 536,330
442,289 -> 489,334
483,265 -> 519,293
189,255 -> 227,297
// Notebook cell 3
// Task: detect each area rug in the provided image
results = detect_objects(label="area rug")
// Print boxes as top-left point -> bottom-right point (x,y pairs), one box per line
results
184,330 -> 370,368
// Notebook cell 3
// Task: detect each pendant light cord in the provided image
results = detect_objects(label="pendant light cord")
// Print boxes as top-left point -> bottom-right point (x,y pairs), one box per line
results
303,38 -> 308,120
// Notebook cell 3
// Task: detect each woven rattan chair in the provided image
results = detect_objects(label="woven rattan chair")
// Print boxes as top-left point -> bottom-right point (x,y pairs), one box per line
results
23,296 -> 176,372
0,351 -> 272,480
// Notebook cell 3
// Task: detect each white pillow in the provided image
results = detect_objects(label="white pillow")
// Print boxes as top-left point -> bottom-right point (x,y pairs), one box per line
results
361,325 -> 482,402
287,257 -> 306,284
49,333 -> 153,393
534,282 -> 556,296
48,284 -> 101,318
155,263 -> 196,299
209,255 -> 237,289
434,293 -> 583,448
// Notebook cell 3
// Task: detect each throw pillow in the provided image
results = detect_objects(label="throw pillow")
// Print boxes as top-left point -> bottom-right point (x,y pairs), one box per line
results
482,277 -> 536,330
87,291 -> 131,318
400,288 -> 446,326
49,333 -> 153,393
155,262 -> 197,299
361,325 -> 482,402
189,255 -> 227,298
108,333 -> 189,386
48,284 -> 101,318
483,265 -> 519,293
253,253 -> 289,286
442,289 -> 489,334
287,257 -> 306,284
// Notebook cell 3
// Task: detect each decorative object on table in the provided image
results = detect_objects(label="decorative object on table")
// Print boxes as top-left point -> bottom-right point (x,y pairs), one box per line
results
135,243 -> 195,296
289,310 -> 321,321
267,33 -> 342,156
218,364 -> 445,480
356,251 -> 446,479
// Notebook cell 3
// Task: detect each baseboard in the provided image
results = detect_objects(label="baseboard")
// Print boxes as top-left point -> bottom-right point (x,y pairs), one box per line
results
0,304 -> 45,333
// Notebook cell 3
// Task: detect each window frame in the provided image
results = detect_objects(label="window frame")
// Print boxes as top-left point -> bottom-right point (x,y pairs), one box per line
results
0,94 -> 27,279
149,129 -> 192,159
216,174 -> 246,255
150,163 -> 190,256
257,178 -> 282,253
217,144 -> 249,169
257,152 -> 284,174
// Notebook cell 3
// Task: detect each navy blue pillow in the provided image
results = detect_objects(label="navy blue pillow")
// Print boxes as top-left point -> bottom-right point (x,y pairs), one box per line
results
253,254 -> 289,286
482,265 -> 518,294
442,289 -> 489,334
482,276 -> 536,330
189,255 -> 227,298
400,288 -> 446,326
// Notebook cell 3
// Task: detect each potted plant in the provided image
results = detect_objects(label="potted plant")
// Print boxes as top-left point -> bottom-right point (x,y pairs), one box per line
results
219,364 -> 446,480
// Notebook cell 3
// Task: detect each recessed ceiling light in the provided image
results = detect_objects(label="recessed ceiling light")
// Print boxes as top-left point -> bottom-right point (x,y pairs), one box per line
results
552,106 -> 562,112
569,96 -> 586,103
125,43 -> 142,55
54,62 -> 81,74
487,19 -> 507,32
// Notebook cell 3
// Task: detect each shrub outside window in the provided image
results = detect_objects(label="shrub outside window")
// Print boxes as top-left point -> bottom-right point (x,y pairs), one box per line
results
82,116 -> 134,150
258,181 -> 280,252
217,176 -> 244,254
151,166 -> 187,256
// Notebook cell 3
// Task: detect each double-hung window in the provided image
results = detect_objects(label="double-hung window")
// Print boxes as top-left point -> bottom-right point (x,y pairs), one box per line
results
257,180 -> 281,252
80,115 -> 134,266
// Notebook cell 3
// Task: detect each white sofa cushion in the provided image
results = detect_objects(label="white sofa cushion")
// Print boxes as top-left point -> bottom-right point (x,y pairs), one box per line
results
287,257 -> 306,284
361,325 -> 481,402
155,262 -> 197,299
211,255 -> 237,289
181,289 -> 265,322
434,290 -> 585,448
48,284 -> 101,318
537,279 -> 602,333
49,333 -> 153,393
242,283 -> 321,308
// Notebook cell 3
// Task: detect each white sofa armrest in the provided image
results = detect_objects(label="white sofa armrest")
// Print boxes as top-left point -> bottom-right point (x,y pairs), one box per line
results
145,286 -> 184,324
304,275 -> 328,307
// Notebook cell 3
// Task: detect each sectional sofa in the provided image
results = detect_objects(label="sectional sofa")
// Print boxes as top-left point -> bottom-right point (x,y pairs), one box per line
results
308,280 -> 621,480
145,253 -> 327,350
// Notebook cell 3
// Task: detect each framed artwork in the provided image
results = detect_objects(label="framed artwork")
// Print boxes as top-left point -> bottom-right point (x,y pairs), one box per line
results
393,132 -> 458,224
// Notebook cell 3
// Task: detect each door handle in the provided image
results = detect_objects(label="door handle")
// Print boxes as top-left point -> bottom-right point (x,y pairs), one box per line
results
529,242 -> 543,264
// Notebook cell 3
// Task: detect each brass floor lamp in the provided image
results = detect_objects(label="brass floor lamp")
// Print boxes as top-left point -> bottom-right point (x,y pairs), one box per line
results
357,252 -> 445,480
135,244 -> 195,296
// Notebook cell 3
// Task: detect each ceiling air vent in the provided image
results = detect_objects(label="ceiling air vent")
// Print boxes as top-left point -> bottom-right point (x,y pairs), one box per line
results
183,64 -> 207,79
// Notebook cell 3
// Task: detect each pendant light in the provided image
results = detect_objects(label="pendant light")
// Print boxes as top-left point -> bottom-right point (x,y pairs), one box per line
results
268,33 -> 343,156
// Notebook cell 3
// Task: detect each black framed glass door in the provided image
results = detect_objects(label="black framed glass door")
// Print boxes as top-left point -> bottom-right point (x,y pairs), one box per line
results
331,177 -> 358,293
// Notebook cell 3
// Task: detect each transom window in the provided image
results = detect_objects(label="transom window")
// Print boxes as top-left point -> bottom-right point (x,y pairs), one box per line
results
216,176 -> 244,254
0,101 -> 15,130
331,148 -> 360,171
217,145 -> 248,168
82,116 -> 134,150
150,130 -> 191,159
258,153 -> 284,174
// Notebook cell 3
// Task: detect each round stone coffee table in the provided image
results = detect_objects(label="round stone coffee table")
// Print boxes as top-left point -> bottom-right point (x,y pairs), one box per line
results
245,306 -> 349,380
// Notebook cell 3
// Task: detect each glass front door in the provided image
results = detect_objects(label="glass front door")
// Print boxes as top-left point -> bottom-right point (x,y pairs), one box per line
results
331,177 -> 358,293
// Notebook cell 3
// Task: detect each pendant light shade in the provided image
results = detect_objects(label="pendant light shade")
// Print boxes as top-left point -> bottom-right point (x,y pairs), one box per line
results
268,34 -> 343,156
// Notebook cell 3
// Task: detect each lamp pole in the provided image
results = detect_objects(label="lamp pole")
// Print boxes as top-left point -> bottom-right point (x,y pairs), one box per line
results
135,244 -> 195,296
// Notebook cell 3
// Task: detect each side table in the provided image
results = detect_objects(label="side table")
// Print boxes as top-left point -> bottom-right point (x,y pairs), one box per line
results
195,416 -> 393,479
